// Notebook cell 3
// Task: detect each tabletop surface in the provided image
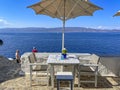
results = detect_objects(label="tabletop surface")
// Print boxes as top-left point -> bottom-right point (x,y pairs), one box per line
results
47,54 -> 80,64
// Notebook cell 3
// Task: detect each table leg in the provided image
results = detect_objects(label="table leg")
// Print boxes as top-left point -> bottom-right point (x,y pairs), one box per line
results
51,65 -> 54,88
72,65 -> 75,88
78,65 -> 80,87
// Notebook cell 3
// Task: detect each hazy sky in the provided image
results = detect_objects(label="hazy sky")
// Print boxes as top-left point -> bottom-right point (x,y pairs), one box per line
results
0,0 -> 120,29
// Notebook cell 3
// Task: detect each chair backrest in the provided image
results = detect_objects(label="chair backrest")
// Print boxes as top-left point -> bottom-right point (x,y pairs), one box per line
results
89,54 -> 100,64
28,53 -> 37,63
28,53 -> 48,71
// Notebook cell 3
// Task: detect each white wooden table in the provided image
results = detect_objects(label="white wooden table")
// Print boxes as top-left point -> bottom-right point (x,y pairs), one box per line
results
47,54 -> 80,88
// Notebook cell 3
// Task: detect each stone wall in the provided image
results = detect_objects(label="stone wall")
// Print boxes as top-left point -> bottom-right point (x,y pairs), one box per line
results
20,52 -> 119,77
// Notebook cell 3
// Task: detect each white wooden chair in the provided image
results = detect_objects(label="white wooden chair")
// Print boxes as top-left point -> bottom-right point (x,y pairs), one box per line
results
78,54 -> 100,87
28,53 -> 50,86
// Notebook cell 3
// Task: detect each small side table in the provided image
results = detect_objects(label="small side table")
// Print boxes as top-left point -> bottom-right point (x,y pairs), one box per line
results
56,72 -> 73,90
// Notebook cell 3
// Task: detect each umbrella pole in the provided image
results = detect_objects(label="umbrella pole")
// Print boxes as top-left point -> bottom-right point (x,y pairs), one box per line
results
62,20 -> 65,50
62,0 -> 66,50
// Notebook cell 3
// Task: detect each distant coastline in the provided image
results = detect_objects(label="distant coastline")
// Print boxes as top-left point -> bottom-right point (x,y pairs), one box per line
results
0,27 -> 120,33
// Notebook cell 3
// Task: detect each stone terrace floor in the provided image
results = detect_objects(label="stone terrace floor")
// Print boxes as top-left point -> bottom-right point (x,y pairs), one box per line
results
0,75 -> 120,90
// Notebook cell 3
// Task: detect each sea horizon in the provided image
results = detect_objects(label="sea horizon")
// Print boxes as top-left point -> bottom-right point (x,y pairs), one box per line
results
0,27 -> 120,33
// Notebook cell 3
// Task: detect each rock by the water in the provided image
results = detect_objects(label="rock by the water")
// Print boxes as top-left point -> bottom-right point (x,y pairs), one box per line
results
0,56 -> 21,83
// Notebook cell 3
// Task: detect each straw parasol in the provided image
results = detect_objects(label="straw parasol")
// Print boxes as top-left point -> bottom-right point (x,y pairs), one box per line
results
114,10 -> 120,16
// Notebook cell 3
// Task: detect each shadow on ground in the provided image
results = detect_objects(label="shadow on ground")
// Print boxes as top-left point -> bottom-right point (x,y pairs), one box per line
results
52,76 -> 113,89
78,76 -> 112,88
112,77 -> 120,86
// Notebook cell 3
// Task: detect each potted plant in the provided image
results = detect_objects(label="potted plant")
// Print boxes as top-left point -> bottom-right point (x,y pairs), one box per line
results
62,48 -> 67,59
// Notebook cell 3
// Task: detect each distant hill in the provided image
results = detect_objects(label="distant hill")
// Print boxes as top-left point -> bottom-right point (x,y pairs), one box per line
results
0,27 -> 120,33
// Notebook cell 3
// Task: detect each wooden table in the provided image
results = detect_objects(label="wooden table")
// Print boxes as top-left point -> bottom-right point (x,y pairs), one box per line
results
47,54 -> 80,88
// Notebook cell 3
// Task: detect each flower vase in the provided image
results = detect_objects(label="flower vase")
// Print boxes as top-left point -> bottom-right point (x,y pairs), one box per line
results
62,54 -> 67,59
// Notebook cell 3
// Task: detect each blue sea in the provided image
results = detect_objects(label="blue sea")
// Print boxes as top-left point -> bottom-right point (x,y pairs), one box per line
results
0,32 -> 120,58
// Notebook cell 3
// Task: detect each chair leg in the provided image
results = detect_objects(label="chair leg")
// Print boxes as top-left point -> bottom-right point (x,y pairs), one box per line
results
30,65 -> 32,86
47,72 -> 49,87
57,80 -> 60,90
95,71 -> 98,87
